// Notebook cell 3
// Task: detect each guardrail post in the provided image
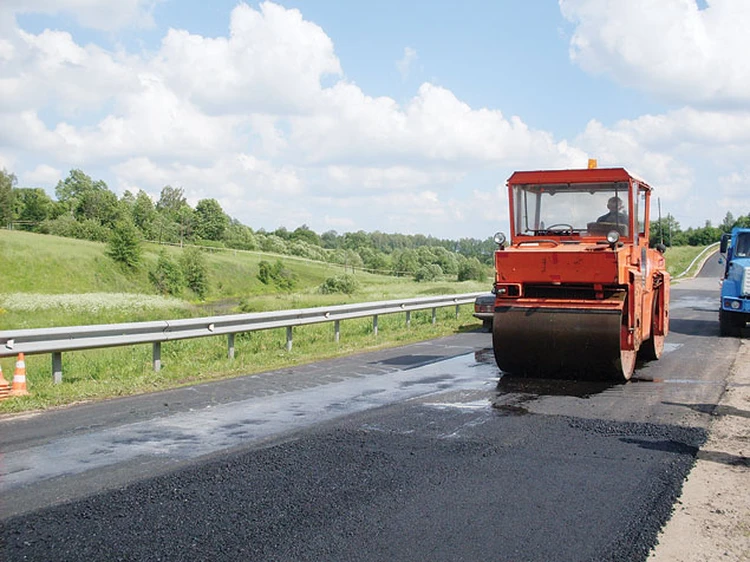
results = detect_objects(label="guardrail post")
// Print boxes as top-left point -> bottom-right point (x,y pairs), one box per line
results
406,311 -> 411,328
227,333 -> 235,359
52,352 -> 62,384
432,308 -> 437,325
334,320 -> 340,343
153,342 -> 161,372
373,315 -> 378,336
286,326 -> 293,351
455,304 -> 460,319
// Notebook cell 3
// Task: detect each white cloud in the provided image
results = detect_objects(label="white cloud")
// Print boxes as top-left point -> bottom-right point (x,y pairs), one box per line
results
4,0 -> 158,31
0,153 -> 15,171
24,164 -> 61,186
288,82 -> 588,168
396,47 -> 418,80
717,170 -> 750,216
5,0 -> 747,239
324,165 -> 463,194
0,28 -> 141,115
112,154 -> 303,214
153,2 -> 342,115
560,0 -> 750,106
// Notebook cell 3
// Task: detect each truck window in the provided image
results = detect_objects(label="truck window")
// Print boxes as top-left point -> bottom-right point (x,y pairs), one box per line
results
736,233 -> 750,257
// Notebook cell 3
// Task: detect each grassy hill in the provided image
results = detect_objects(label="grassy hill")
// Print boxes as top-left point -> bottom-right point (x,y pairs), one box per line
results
0,229 -> 487,329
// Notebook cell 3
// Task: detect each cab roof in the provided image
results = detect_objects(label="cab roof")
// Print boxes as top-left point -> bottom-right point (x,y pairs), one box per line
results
507,167 -> 651,190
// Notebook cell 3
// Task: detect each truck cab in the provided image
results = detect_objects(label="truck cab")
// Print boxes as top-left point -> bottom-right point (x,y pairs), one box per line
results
719,227 -> 750,336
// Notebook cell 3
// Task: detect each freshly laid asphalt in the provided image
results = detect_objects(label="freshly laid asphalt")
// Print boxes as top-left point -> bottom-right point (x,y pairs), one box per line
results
2,385 -> 704,562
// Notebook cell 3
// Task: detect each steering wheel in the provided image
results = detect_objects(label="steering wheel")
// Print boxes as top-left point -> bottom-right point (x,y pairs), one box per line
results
545,223 -> 574,235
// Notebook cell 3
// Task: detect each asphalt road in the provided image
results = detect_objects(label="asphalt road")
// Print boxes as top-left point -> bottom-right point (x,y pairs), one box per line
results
0,254 -> 738,561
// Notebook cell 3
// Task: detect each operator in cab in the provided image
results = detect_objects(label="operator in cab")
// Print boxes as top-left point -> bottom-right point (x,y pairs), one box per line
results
597,196 -> 628,225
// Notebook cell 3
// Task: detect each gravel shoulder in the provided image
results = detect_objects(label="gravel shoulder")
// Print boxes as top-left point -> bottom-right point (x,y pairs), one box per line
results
649,339 -> 750,561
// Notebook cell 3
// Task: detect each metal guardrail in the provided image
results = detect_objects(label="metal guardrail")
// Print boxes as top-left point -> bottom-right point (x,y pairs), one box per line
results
0,293 -> 485,383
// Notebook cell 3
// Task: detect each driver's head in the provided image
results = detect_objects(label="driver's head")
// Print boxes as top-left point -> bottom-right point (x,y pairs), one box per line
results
607,196 -> 623,211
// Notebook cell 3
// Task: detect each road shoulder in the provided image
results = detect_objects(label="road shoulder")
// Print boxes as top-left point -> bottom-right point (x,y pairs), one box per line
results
649,339 -> 750,561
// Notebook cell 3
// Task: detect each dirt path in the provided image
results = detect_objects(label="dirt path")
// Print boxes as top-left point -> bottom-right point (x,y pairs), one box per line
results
649,339 -> 750,561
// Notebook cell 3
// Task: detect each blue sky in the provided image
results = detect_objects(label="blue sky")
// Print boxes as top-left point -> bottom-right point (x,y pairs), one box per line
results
1,1 -> 748,239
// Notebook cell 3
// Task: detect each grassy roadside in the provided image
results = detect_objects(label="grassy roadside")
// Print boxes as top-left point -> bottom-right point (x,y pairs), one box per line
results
664,244 -> 718,280
0,308 -> 482,415
0,230 -> 487,414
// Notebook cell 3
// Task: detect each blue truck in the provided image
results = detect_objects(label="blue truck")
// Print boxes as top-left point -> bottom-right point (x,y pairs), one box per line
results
719,227 -> 750,336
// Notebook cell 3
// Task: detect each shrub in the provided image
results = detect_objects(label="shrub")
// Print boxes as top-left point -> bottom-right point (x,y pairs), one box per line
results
414,264 -> 443,282
180,246 -> 209,299
457,257 -> 487,282
319,274 -> 359,295
39,215 -> 111,242
258,234 -> 288,254
149,250 -> 185,296
257,259 -> 297,291
106,220 -> 143,268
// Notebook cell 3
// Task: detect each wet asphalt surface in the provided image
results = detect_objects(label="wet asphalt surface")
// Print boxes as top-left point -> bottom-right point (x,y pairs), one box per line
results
0,255 -> 740,561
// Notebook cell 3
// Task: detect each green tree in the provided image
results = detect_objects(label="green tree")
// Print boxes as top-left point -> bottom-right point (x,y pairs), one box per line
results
106,220 -> 143,268
649,213 -> 682,247
720,212 -> 736,233
180,246 -> 209,299
457,257 -> 487,282
685,221 -> 722,246
131,190 -> 157,235
414,264 -> 443,282
194,198 -> 229,241
291,224 -> 322,246
55,169 -> 96,204
156,185 -> 187,216
55,169 -> 119,227
342,230 -> 371,251
358,247 -> 390,273
224,220 -> 258,250
0,169 -> 17,227
321,230 -> 340,249
12,187 -> 52,230
431,246 -> 458,275
392,249 -> 419,276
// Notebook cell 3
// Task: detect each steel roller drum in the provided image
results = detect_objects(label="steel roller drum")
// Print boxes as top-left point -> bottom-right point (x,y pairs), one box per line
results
492,305 -> 626,379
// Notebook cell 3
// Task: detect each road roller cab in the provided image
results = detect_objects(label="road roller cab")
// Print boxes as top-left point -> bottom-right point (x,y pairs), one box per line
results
492,166 -> 670,381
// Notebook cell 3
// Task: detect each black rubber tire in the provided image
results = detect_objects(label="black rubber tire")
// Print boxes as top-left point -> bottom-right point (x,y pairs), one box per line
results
719,309 -> 744,337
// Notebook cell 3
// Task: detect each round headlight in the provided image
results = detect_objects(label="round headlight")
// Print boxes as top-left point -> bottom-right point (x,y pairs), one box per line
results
494,232 -> 507,246
606,230 -> 620,244
731,301 -> 741,310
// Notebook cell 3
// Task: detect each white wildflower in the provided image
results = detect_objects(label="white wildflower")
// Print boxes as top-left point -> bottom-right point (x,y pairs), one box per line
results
0,293 -> 187,313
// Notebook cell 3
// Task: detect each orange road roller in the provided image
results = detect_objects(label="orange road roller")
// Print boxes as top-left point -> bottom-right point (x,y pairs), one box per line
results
491,166 -> 670,381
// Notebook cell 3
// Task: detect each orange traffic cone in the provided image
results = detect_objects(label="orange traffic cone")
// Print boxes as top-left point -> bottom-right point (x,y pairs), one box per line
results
0,363 -> 9,400
9,353 -> 29,397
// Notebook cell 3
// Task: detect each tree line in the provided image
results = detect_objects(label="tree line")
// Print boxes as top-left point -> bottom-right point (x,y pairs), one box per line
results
0,168 -> 491,283
649,212 -> 750,247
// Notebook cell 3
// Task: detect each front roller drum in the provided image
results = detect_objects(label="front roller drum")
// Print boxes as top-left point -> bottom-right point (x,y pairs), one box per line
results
492,306 -> 635,381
